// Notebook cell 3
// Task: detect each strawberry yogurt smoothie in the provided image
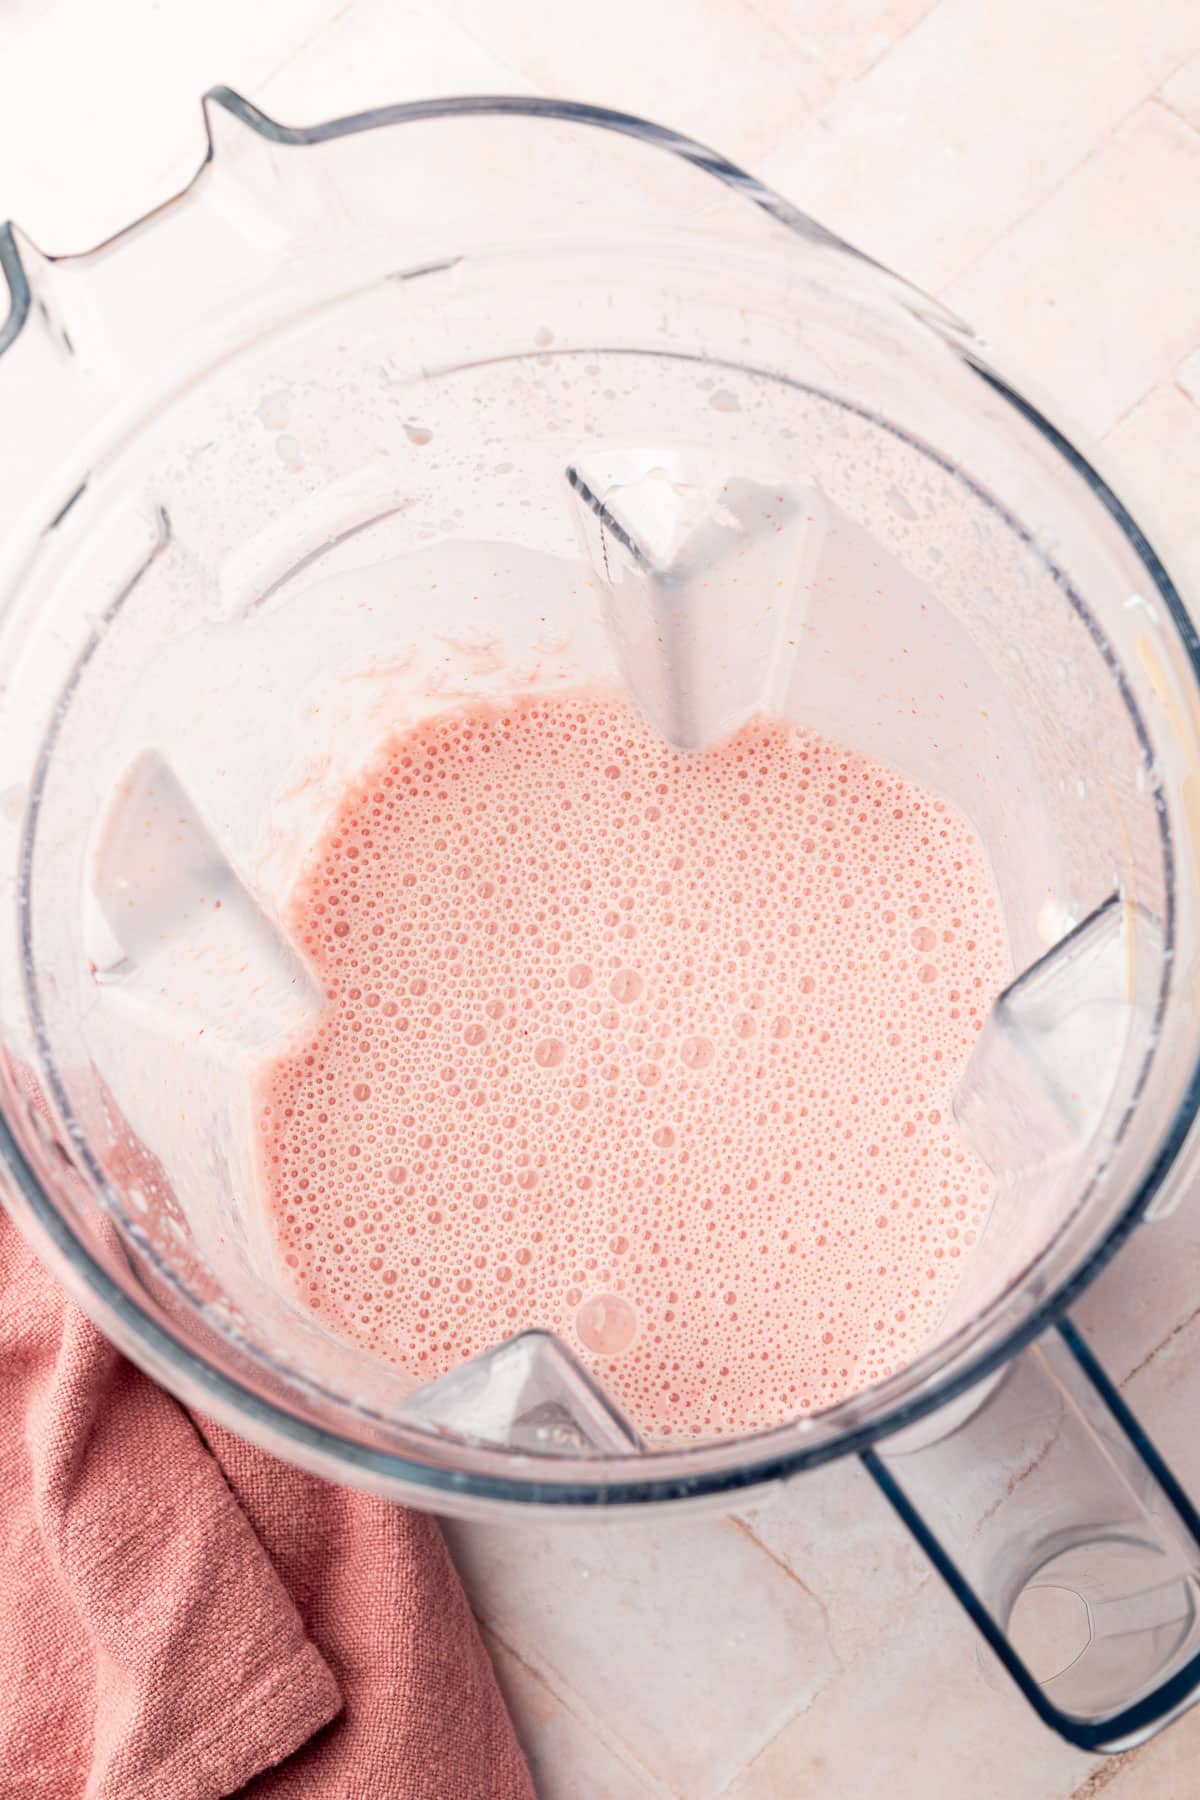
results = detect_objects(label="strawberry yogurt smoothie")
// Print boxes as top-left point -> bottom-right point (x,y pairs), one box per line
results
256,690 -> 1006,1437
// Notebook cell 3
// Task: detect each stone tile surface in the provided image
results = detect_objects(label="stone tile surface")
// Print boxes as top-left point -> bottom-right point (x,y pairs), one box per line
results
747,0 -> 941,80
437,0 -> 835,162
945,102 -> 1200,437
485,1630 -> 669,1800
1102,381 -> 1200,596
1162,50 -> 1200,132
725,1575 -> 1093,1800
445,1512 -> 840,1798
738,1456 -> 931,1669
760,0 -> 1200,294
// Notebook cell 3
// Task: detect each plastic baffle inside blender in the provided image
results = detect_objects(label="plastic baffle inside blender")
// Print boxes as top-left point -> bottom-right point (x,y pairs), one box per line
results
954,893 -> 1163,1186
397,1329 -> 645,1456
567,449 -> 823,751
90,750 -> 322,1049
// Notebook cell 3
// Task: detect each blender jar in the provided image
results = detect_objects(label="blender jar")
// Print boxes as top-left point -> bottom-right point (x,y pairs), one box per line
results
2,92 -> 1200,1753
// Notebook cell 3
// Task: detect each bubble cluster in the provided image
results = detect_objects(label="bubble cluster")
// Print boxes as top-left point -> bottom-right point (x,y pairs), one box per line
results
257,691 -> 1006,1438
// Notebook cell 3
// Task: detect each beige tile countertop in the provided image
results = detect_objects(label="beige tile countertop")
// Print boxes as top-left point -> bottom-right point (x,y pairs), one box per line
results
6,2 -> 1200,1795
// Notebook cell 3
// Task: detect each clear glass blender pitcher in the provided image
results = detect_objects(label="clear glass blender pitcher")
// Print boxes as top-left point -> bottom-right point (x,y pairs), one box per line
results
3,91 -> 1200,1753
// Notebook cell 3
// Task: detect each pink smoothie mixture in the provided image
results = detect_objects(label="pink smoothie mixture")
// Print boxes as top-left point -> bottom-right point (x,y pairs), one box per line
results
256,691 -> 1006,1437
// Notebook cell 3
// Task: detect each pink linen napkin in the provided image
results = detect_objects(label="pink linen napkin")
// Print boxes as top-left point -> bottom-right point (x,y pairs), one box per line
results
0,1207 -> 534,1799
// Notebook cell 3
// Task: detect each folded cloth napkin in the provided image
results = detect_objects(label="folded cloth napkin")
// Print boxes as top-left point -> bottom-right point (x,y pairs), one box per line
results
0,1208 -> 534,1800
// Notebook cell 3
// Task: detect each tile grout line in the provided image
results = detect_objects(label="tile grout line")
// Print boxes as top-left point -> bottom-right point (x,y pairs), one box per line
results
709,1670 -> 830,1800
937,94 -> 1188,303
728,1514 -> 843,1667
1159,94 -> 1200,139
397,0 -> 550,96
465,1513 -> 851,1800
1118,1298 -> 1200,1387
479,1616 -> 679,1797
1097,346 -> 1200,448
738,0 -> 850,83
1067,1744 -> 1140,1798
257,0 -> 545,103
1100,382 -> 1167,443
745,0 -> 836,66
709,1514 -> 859,1793
256,0 -> 359,90
741,0 -> 941,90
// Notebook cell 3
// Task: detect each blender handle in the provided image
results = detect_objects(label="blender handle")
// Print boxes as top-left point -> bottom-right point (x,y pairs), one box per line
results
862,1317 -> 1200,1752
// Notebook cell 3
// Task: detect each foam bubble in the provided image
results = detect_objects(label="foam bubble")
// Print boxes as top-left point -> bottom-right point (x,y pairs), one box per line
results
576,1292 -> 639,1356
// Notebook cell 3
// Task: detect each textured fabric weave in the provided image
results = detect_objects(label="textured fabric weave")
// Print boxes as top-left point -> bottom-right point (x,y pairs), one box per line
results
0,1211 -> 533,1800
